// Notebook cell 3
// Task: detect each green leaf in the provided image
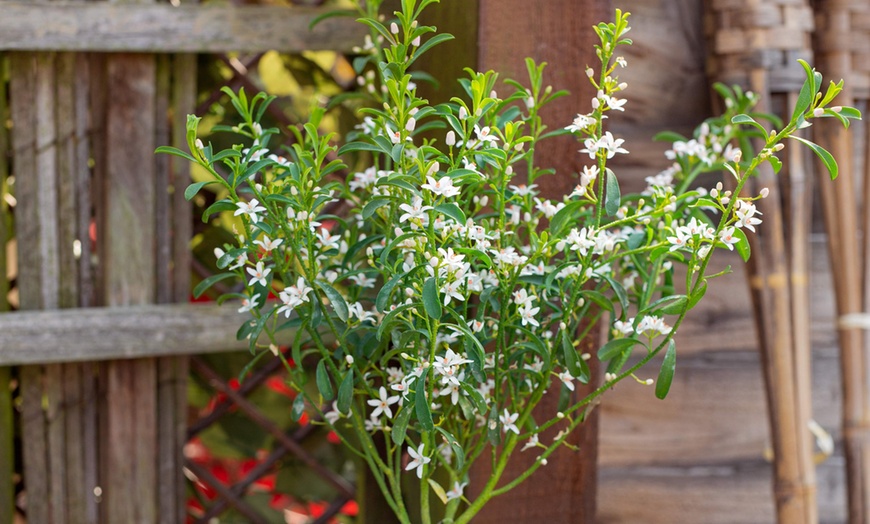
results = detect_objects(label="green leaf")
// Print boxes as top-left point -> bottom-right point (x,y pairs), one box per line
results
791,60 -> 815,123
422,277 -> 442,319
434,426 -> 465,470
600,274 -> 629,318
184,181 -> 216,201
732,225 -> 751,262
308,8 -> 355,29
597,338 -> 643,362
415,373 -> 435,431
362,197 -> 393,220
315,281 -> 349,322
789,135 -> 838,180
655,339 -> 677,399
688,279 -> 708,310
193,272 -> 236,299
604,169 -> 621,216
428,479 -> 449,505
652,131 -> 688,143
291,394 -> 305,422
315,360 -> 334,401
337,141 -> 385,156
768,155 -> 782,174
561,331 -> 585,380
155,145 -> 197,163
391,405 -> 413,446
434,203 -> 467,225
731,114 -> 768,136
410,33 -> 456,65
337,368 -> 354,414
643,294 -> 688,316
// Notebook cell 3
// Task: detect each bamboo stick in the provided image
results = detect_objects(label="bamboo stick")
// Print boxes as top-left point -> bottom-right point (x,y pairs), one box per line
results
813,2 -> 870,521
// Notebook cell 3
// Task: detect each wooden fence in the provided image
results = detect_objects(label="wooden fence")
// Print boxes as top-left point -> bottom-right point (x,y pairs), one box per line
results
0,0 -> 607,522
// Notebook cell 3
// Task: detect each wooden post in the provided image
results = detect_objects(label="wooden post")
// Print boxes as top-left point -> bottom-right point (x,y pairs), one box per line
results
471,1 -> 608,521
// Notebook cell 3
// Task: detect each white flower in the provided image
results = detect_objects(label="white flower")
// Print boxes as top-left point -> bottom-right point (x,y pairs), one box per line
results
438,383 -> 462,405
513,288 -> 535,307
521,434 -> 539,452
637,315 -> 672,336
399,196 -> 433,223
579,137 -> 601,159
666,227 -> 692,252
234,199 -> 267,223
406,443 -> 431,479
367,386 -> 400,420
509,184 -> 538,197
519,304 -> 540,327
349,273 -> 377,288
238,294 -> 260,313
719,227 -> 739,251
613,319 -> 635,336
441,280 -> 464,306
324,401 -> 342,425
597,131 -> 628,158
276,277 -> 312,317
735,200 -> 762,232
500,409 -> 520,435
566,113 -> 596,133
557,371 -> 576,391
253,235 -> 282,252
315,228 -> 341,251
446,481 -> 468,501
246,261 -> 271,288
422,176 -> 461,198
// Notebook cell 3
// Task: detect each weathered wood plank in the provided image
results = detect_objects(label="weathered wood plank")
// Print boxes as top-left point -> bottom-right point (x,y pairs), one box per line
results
0,3 -> 366,53
0,51 -> 14,524
10,50 -> 52,524
0,303 -> 295,365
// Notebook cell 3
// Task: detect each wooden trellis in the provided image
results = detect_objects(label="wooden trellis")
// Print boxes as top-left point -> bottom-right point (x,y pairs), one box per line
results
0,2 -> 363,522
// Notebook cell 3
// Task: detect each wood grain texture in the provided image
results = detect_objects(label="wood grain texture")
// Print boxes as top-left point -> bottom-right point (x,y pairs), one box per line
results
0,303 -> 295,365
474,1 -> 608,522
0,3 -> 366,53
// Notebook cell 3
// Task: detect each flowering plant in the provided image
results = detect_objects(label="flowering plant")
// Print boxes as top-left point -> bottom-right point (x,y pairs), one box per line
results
158,1 -> 859,522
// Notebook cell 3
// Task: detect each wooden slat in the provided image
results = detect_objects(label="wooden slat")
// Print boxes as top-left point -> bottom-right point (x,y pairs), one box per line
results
0,3 -> 366,53
0,303 -> 295,364
0,51 -> 13,524
11,50 -> 53,524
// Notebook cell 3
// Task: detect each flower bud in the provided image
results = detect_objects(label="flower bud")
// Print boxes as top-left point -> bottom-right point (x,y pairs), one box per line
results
813,107 -> 824,118
345,355 -> 354,365
405,117 -> 416,132
390,22 -> 399,34
557,412 -> 565,419
760,187 -> 770,198
458,106 -> 468,120
446,130 -> 456,146
412,35 -> 421,46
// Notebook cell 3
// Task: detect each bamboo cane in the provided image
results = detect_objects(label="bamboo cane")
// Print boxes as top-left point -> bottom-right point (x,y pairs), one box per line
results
813,2 -> 870,521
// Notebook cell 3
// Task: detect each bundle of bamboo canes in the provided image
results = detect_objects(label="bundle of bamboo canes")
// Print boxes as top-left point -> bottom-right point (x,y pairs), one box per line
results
705,0 -> 818,522
813,2 -> 870,521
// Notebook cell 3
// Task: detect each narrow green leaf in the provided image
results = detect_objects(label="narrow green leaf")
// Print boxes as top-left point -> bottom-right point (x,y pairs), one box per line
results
337,368 -> 354,414
184,181 -> 215,201
434,426 -> 465,470
428,479 -> 449,505
155,145 -> 197,163
415,375 -> 434,431
604,168 -> 621,216
731,114 -> 768,136
561,331 -> 583,378
791,67 -> 815,123
790,135 -> 838,180
193,272 -> 236,299
337,141 -> 385,156
392,405 -> 413,445
732,227 -> 751,262
202,199 -> 237,222
316,360 -> 334,401
652,131 -> 688,143
655,340 -> 677,399
315,281 -> 349,322
688,279 -> 708,310
291,394 -> 305,422
597,338 -> 643,362
308,8 -> 355,29
410,33 -> 455,65
422,277 -> 442,319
